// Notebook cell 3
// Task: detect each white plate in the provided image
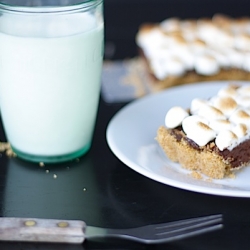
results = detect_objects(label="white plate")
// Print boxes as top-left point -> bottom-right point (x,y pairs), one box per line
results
106,81 -> 250,197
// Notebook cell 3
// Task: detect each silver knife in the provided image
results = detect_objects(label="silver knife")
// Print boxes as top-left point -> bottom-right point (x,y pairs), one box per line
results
0,215 -> 223,244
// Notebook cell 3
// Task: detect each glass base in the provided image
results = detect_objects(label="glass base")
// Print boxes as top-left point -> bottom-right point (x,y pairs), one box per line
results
11,143 -> 91,163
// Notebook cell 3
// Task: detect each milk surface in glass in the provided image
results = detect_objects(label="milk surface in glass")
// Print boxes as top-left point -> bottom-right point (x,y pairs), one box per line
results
0,11 -> 104,162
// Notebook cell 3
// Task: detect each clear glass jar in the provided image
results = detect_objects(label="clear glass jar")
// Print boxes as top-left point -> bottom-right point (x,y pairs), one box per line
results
0,0 -> 104,163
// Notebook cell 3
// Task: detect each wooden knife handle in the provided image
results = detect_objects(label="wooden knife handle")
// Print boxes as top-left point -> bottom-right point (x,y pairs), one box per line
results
0,217 -> 86,244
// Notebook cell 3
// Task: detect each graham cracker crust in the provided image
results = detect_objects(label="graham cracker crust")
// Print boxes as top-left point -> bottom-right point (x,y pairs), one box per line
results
156,126 -> 233,179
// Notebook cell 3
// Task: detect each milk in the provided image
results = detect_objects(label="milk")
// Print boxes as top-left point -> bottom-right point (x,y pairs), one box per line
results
0,12 -> 104,161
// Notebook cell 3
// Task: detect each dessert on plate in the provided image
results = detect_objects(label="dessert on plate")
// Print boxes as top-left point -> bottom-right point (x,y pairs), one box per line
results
136,14 -> 250,91
156,83 -> 250,179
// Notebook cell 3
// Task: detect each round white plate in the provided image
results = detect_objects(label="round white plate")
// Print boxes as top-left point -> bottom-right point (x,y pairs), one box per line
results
106,81 -> 250,197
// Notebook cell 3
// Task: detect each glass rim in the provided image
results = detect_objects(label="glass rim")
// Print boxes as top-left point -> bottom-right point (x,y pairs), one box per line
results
0,0 -> 103,13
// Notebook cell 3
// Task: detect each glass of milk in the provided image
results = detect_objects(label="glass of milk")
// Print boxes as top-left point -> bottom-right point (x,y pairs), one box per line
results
0,0 -> 104,163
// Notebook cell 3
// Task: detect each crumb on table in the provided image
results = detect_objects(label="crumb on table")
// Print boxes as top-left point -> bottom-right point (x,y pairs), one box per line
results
0,142 -> 16,157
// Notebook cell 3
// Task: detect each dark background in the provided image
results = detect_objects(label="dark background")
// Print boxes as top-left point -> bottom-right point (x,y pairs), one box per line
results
104,0 -> 250,60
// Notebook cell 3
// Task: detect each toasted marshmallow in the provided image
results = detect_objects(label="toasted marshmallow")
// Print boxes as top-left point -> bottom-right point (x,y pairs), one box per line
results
150,58 -> 168,80
234,33 -> 250,51
226,48 -> 244,68
171,43 -> 194,70
162,33 -> 186,47
197,19 -> 220,45
229,108 -> 250,125
215,130 -> 237,151
160,18 -> 181,33
180,20 -> 197,42
217,85 -> 238,98
165,106 -> 189,128
235,95 -> 250,107
182,115 -> 209,128
237,85 -> 250,96
197,103 -> 225,121
243,53 -> 250,72
209,96 -> 238,117
210,49 -> 231,68
235,88 -> 250,106
165,57 -> 186,76
232,123 -> 248,138
212,14 -> 233,30
190,98 -> 208,114
194,54 -> 220,75
209,119 -> 232,133
136,26 -> 164,52
182,115 -> 216,146
190,39 -> 206,54
231,17 -> 250,34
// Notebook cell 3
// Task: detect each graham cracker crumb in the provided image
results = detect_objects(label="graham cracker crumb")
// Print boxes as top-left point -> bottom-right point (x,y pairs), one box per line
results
191,171 -> 203,180
206,178 -> 213,182
39,162 -> 45,167
0,142 -> 9,152
6,148 -> 16,157
0,142 -> 16,157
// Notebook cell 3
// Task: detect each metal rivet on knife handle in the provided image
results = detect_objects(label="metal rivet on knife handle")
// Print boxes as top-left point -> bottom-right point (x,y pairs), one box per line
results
57,221 -> 69,228
24,220 -> 36,227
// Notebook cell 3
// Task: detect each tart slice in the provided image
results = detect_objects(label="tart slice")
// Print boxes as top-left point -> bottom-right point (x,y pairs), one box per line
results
136,14 -> 250,92
156,84 -> 250,179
